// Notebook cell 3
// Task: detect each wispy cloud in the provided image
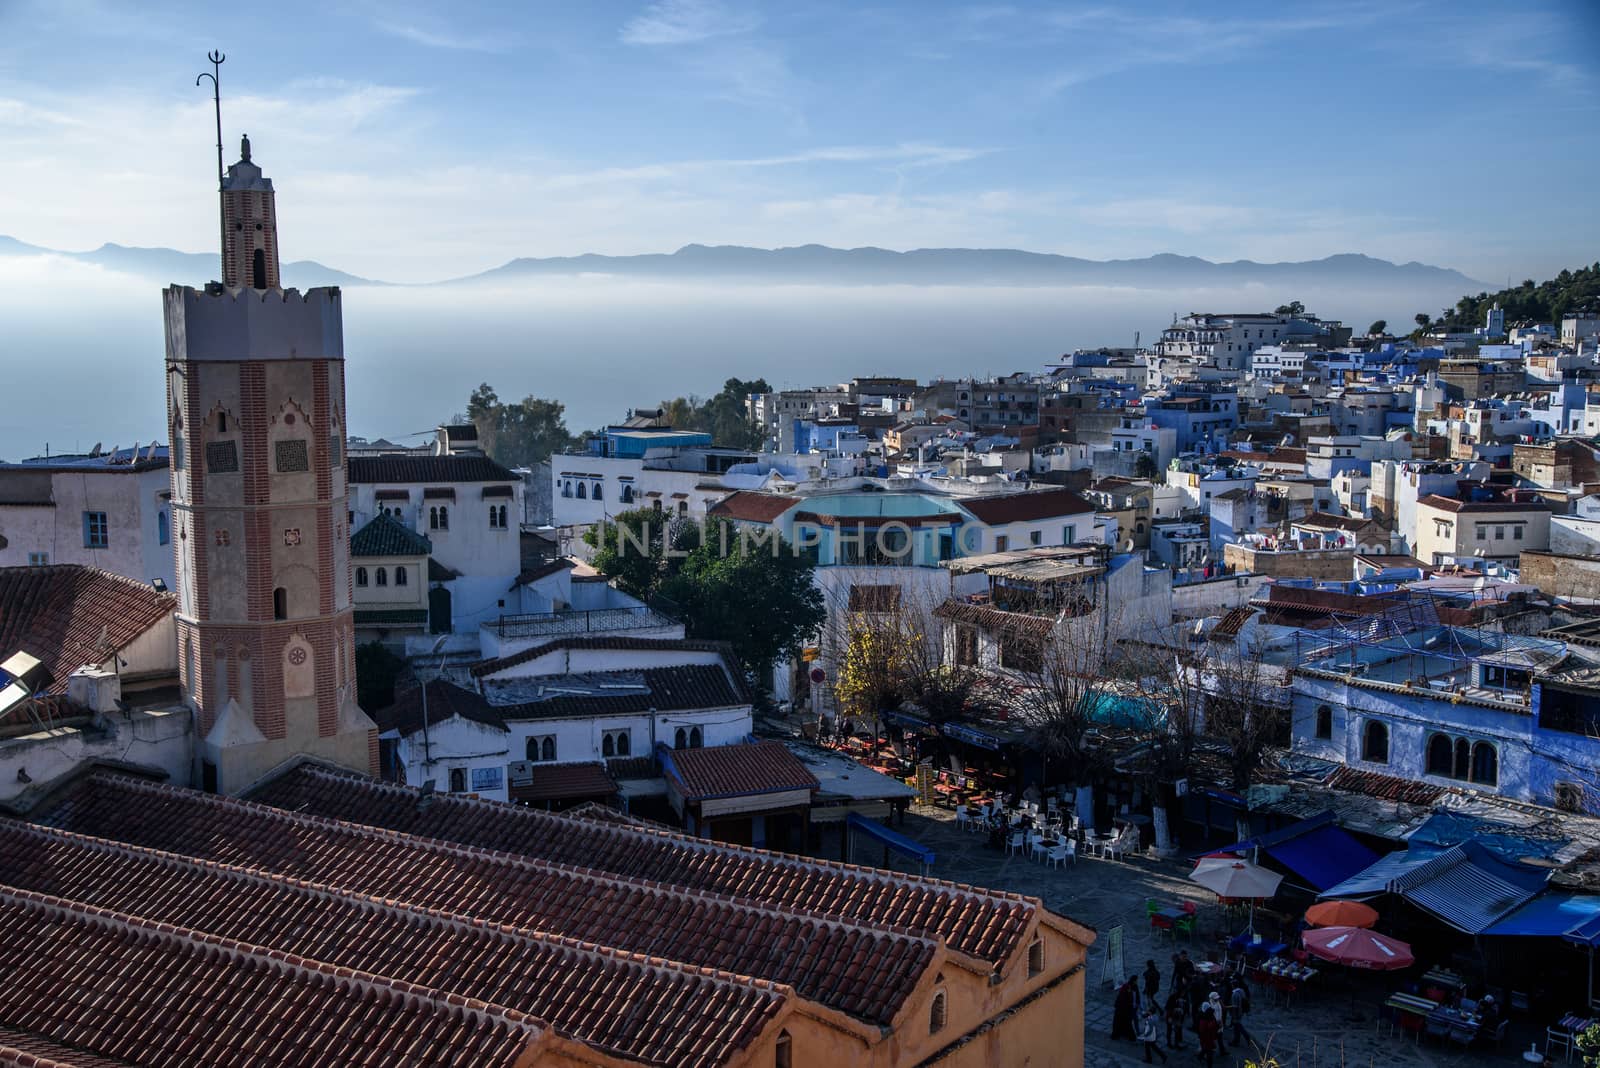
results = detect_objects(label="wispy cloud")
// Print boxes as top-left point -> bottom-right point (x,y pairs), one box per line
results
541,143 -> 992,189
621,0 -> 759,46
376,19 -> 512,53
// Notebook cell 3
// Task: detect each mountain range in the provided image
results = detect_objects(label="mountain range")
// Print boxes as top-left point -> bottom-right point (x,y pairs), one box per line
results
0,235 -> 1482,291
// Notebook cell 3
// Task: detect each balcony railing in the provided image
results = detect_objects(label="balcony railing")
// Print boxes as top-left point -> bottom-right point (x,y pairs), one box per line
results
490,605 -> 675,639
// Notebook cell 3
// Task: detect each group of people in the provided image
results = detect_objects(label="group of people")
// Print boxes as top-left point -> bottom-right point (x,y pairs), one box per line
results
1112,951 -> 1253,1066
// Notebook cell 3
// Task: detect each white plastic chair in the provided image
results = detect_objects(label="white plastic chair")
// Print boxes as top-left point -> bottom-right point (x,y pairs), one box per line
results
954,805 -> 971,832
1027,832 -> 1046,860
1007,831 -> 1025,856
1046,842 -> 1070,868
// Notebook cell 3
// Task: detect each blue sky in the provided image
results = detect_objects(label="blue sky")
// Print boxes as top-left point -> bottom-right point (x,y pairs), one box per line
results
0,0 -> 1595,282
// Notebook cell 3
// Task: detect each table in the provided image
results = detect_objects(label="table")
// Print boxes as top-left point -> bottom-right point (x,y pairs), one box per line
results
1260,959 -> 1314,981
1228,934 -> 1287,959
1420,968 -> 1465,991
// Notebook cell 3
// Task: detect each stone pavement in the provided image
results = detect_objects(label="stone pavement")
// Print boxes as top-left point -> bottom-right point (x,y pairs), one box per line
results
863,805 -> 1548,1068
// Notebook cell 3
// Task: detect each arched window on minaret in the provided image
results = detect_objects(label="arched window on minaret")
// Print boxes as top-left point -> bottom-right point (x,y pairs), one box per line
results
252,248 -> 267,290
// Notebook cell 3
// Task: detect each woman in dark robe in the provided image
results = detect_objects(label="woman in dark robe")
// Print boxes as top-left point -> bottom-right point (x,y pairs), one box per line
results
1112,977 -> 1140,1040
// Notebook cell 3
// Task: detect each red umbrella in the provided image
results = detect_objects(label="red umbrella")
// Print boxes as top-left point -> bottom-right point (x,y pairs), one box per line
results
1303,926 -> 1414,970
1306,900 -> 1379,929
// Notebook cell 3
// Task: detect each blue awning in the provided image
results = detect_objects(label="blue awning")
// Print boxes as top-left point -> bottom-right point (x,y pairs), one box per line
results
1565,914 -> 1600,948
1483,892 -> 1600,939
939,722 -> 1006,751
1317,849 -> 1442,900
1222,812 -> 1381,892
1408,811 -> 1568,864
1390,841 -> 1549,934
846,812 -> 936,865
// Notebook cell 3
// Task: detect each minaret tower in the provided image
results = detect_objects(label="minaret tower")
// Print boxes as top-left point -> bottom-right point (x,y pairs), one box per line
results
165,122 -> 375,792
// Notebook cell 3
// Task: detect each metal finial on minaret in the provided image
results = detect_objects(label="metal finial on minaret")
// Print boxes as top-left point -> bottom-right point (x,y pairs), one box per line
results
196,50 -> 226,282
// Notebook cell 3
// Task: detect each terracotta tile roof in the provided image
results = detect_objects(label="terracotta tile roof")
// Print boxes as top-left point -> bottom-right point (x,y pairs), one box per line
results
1294,511 -> 1379,533
38,772 -> 939,1028
493,664 -> 747,721
350,512 -> 432,557
508,762 -> 617,802
1417,494 -> 1551,514
706,492 -> 800,523
0,566 -> 173,694
470,636 -> 746,688
372,679 -> 506,735
959,488 -> 1097,524
510,558 -> 575,588
348,454 -> 518,484
0,1025 -> 130,1068
241,764 -> 1046,970
605,755 -> 659,780
1324,766 -> 1444,805
1209,605 -> 1254,640
0,820 -> 782,1068
0,885 -> 542,1067
932,600 -> 1056,637
665,741 -> 819,802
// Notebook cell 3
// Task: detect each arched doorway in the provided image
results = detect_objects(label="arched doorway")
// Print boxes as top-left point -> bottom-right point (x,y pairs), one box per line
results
428,586 -> 452,634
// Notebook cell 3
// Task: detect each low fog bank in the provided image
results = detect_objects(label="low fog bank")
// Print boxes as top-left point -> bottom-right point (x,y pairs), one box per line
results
0,256 -> 1468,460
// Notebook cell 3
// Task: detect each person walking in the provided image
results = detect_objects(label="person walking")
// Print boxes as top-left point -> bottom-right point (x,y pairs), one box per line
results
1139,1005 -> 1170,1064
1195,1006 -> 1220,1068
1229,980 -> 1252,1049
1144,960 -> 1161,1002
1113,977 -> 1140,1041
1206,991 -> 1228,1054
1164,988 -> 1187,1050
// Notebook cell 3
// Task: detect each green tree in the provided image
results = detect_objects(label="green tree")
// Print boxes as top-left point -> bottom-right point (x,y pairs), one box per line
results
1133,453 -> 1159,480
657,378 -> 772,451
462,384 -> 576,468
1366,319 -> 1387,336
1414,312 -> 1431,330
1274,301 -> 1305,316
585,511 -> 824,692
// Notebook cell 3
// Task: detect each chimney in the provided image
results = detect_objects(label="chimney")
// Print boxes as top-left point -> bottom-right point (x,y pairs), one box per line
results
66,665 -> 122,715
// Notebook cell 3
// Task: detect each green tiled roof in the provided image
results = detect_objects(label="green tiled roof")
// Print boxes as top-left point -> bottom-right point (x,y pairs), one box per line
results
351,513 -> 432,558
353,608 -> 429,625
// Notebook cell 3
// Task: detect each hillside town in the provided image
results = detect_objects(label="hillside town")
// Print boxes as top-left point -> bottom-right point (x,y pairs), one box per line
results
4,124 -> 1600,1068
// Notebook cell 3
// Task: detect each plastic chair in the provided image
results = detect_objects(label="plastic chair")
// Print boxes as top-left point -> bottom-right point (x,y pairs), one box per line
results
1145,899 -> 1161,918
1546,1027 -> 1573,1062
1173,914 -> 1195,941
1006,831 -> 1026,856
1027,833 -> 1046,860
954,805 -> 971,831
1046,842 -> 1070,869
1446,1026 -> 1474,1051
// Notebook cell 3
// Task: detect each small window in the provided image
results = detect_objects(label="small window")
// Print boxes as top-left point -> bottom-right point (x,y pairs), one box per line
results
576,481 -> 587,499
678,499 -> 688,515
1030,530 -> 1043,546
674,727 -> 688,749
429,506 -> 439,530
689,726 -> 703,749
1514,526 -> 1523,540
27,552 -> 49,566
83,510 -> 109,548
1315,705 -> 1333,740
541,736 -> 556,762
273,586 -> 288,620
774,1030 -> 792,1068
620,484 -> 634,503
592,481 -> 603,501
615,730 -> 630,756
995,535 -> 1009,552
1361,720 -> 1388,764
217,411 -> 227,433
1027,938 -> 1044,978
356,567 -> 368,587
449,768 -> 466,793
1426,733 -> 1452,776
930,990 -> 947,1034
438,505 -> 449,530
158,510 -> 169,546
603,733 -> 615,758
375,567 -> 387,587
394,566 -> 407,587
1471,742 -> 1498,786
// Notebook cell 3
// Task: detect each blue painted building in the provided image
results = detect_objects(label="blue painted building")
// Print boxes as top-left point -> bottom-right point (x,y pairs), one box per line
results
1146,387 -> 1237,454
1289,623 -> 1600,814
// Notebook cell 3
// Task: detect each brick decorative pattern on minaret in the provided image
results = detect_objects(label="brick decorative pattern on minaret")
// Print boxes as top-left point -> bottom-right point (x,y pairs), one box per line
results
240,362 -> 269,621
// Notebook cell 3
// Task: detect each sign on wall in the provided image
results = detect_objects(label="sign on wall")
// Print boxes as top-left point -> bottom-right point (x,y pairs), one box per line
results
471,766 -> 503,793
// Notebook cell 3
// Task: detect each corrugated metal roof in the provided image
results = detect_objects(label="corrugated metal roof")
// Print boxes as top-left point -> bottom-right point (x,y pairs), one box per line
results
1390,841 -> 1548,933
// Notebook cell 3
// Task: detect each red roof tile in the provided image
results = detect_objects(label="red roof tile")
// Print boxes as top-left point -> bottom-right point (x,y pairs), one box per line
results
1324,766 -> 1444,805
706,492 -> 801,523
665,741 -> 819,801
40,772 -> 939,1027
0,885 -> 542,1067
241,764 -> 1050,970
933,600 -> 1056,637
958,489 -> 1097,525
0,820 -> 784,1068
508,762 -> 617,802
0,566 -> 173,693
